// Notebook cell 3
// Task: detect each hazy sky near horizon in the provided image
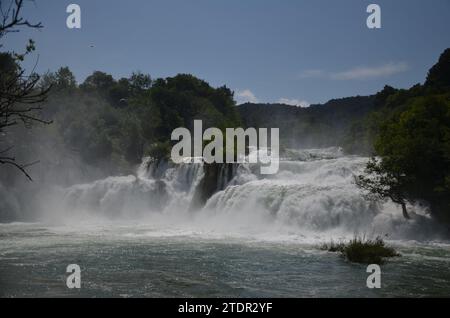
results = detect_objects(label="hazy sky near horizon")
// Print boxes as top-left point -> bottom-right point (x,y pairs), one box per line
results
4,0 -> 450,105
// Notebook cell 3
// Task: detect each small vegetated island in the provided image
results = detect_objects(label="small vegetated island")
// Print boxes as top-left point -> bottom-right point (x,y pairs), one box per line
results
321,236 -> 400,265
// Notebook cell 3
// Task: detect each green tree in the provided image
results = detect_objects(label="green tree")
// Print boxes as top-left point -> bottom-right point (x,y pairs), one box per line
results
357,94 -> 450,221
54,67 -> 77,90
425,48 -> 450,90
81,71 -> 115,94
129,72 -> 152,94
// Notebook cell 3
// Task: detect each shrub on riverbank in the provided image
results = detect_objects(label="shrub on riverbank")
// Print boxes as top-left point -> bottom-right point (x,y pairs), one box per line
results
321,236 -> 400,264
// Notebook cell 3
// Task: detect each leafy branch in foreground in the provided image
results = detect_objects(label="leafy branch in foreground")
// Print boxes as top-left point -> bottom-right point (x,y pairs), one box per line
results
0,0 -> 51,180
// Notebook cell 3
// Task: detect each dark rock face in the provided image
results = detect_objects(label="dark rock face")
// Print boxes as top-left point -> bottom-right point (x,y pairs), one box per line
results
189,163 -> 237,211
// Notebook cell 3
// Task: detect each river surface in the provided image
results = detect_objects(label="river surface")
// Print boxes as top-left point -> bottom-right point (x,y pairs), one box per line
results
1,223 -> 450,297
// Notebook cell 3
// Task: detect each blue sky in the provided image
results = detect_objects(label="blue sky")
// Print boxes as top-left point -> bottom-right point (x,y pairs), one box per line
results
4,0 -> 450,105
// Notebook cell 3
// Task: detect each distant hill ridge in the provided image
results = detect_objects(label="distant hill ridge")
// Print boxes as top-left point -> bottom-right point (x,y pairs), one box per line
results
238,48 -> 450,152
237,95 -> 376,150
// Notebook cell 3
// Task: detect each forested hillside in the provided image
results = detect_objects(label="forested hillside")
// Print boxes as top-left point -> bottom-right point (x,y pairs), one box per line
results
238,95 -> 376,152
0,53 -> 240,187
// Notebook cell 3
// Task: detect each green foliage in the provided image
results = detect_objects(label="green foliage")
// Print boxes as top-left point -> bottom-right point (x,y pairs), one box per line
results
321,236 -> 399,265
354,49 -> 450,222
343,237 -> 399,265
129,72 -> 152,93
0,52 -> 18,74
319,241 -> 345,253
376,95 -> 449,181
146,142 -> 172,160
147,74 -> 240,141
15,69 -> 241,177
426,48 -> 450,90
121,115 -> 144,164
343,111 -> 382,155
80,71 -> 115,93
238,95 -> 376,151
343,86 -> 398,154
357,93 -> 450,221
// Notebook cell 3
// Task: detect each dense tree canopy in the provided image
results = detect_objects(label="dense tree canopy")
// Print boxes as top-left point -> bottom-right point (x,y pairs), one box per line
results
356,49 -> 450,222
3,68 -> 241,181
426,48 -> 450,90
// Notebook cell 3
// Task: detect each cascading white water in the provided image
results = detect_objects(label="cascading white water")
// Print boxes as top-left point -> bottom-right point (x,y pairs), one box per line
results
62,158 -> 203,220
206,149 -> 376,230
58,147 -> 441,241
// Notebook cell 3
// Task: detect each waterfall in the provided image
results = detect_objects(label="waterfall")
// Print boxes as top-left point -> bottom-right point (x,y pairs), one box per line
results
63,159 -> 204,218
56,148 -> 441,240
203,150 -> 380,235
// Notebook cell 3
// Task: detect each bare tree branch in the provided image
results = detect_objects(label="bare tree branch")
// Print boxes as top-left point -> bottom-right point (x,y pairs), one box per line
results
0,0 -> 50,180
0,156 -> 38,181
0,0 -> 42,38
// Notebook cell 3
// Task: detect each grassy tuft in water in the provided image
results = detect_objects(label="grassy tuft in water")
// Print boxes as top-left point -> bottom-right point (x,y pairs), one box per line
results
320,240 -> 345,253
321,236 -> 400,265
